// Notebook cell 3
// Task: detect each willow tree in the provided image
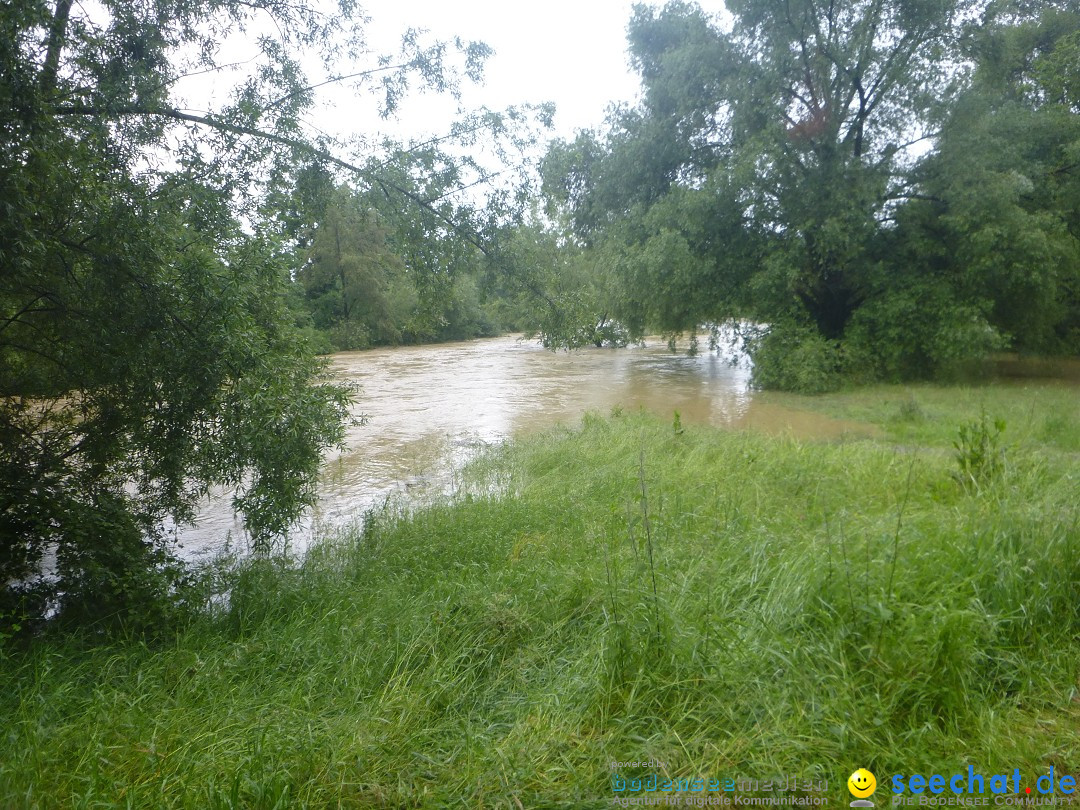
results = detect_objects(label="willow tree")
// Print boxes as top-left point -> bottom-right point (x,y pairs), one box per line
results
0,0 -> 512,629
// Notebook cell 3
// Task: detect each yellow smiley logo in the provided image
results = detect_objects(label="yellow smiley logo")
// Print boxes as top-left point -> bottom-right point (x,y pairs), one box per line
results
848,768 -> 877,799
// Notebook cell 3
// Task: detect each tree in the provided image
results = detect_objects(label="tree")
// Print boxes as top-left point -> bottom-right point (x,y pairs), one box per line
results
0,0 -> 517,629
300,186 -> 411,349
346,122 -> 555,344
542,0 -> 1080,388
834,1 -> 1080,379
540,0 -> 996,386
889,2 -> 1080,358
489,220 -> 632,349
292,142 -> 543,350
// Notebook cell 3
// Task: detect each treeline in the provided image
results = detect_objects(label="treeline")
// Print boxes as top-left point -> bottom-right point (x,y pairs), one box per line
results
533,0 -> 1080,390
285,178 -> 524,353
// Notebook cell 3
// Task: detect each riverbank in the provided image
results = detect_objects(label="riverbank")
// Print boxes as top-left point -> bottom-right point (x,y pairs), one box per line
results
2,382 -> 1078,807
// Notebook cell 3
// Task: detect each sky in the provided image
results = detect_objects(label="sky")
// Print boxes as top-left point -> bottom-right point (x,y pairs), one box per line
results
343,0 -> 648,144
169,0 -> 733,197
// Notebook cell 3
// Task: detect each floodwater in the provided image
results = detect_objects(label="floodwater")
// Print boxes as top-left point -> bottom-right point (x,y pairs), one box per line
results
176,334 -> 872,558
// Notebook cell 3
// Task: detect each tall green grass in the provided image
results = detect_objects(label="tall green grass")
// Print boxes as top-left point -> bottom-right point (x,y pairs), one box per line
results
1,386 -> 1078,808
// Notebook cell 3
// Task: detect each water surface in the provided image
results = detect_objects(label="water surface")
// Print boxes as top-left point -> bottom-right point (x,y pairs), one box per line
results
178,335 -> 869,557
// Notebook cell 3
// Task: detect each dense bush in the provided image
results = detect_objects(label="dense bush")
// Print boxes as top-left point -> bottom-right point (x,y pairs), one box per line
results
748,324 -> 845,393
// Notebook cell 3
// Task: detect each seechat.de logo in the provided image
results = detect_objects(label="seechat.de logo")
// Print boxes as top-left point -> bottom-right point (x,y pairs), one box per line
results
891,766 -> 1078,797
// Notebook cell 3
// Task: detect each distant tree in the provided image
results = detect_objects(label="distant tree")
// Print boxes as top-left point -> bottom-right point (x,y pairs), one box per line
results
299,187 -> 412,349
492,221 -> 631,349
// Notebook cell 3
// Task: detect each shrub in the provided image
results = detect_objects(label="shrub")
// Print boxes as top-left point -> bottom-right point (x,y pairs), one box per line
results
842,284 -> 1003,382
748,323 -> 844,393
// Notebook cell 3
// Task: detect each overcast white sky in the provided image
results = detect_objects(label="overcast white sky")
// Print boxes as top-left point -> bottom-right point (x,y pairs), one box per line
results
170,0 -> 734,192
347,0 -> 647,144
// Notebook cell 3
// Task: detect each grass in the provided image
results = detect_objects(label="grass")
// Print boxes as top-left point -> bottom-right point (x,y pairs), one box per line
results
1,383 -> 1079,808
756,381 -> 1080,453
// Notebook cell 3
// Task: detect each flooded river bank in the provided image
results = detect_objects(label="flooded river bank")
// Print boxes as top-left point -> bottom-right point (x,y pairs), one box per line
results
176,334 -> 871,557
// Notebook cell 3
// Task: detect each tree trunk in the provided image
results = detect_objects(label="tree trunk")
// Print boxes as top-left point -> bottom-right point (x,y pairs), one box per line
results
40,0 -> 74,95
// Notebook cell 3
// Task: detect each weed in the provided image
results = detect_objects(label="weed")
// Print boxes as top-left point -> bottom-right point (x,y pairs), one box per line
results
953,410 -> 1007,491
637,446 -> 661,647
897,395 -> 925,422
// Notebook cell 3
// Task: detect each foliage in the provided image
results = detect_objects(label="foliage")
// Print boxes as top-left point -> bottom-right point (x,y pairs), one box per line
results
0,150 -> 351,626
895,3 -> 1080,357
840,278 -> 1004,381
539,0 -> 1080,388
748,323 -> 845,393
488,221 -> 632,349
299,186 -> 411,349
293,181 -> 524,350
288,106 -> 557,350
0,0 -> 533,628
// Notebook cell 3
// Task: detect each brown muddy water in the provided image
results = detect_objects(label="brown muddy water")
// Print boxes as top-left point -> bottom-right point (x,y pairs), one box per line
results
176,334 -> 871,558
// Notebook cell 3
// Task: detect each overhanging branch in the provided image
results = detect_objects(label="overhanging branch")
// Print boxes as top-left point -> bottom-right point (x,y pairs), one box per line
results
52,103 -> 492,256
261,62 -> 412,111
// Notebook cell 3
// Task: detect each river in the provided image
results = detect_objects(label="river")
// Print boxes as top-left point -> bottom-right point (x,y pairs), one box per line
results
176,334 -> 870,558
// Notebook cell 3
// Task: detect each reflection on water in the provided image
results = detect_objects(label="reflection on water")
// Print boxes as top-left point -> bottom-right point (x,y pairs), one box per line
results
176,334 -> 868,558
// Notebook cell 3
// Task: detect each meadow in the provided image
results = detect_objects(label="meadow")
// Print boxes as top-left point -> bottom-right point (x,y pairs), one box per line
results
1,381 -> 1078,808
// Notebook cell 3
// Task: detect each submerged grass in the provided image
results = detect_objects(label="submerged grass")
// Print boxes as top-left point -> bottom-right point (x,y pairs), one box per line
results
1,383 -> 1079,807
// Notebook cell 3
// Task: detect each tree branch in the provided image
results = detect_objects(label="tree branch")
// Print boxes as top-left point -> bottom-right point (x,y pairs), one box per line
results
52,103 -> 492,255
370,119 -> 494,169
422,172 -> 502,204
0,296 -> 51,335
261,62 -> 412,111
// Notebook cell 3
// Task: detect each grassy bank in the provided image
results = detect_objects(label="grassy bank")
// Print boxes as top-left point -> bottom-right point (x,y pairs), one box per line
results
1,383 -> 1078,808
